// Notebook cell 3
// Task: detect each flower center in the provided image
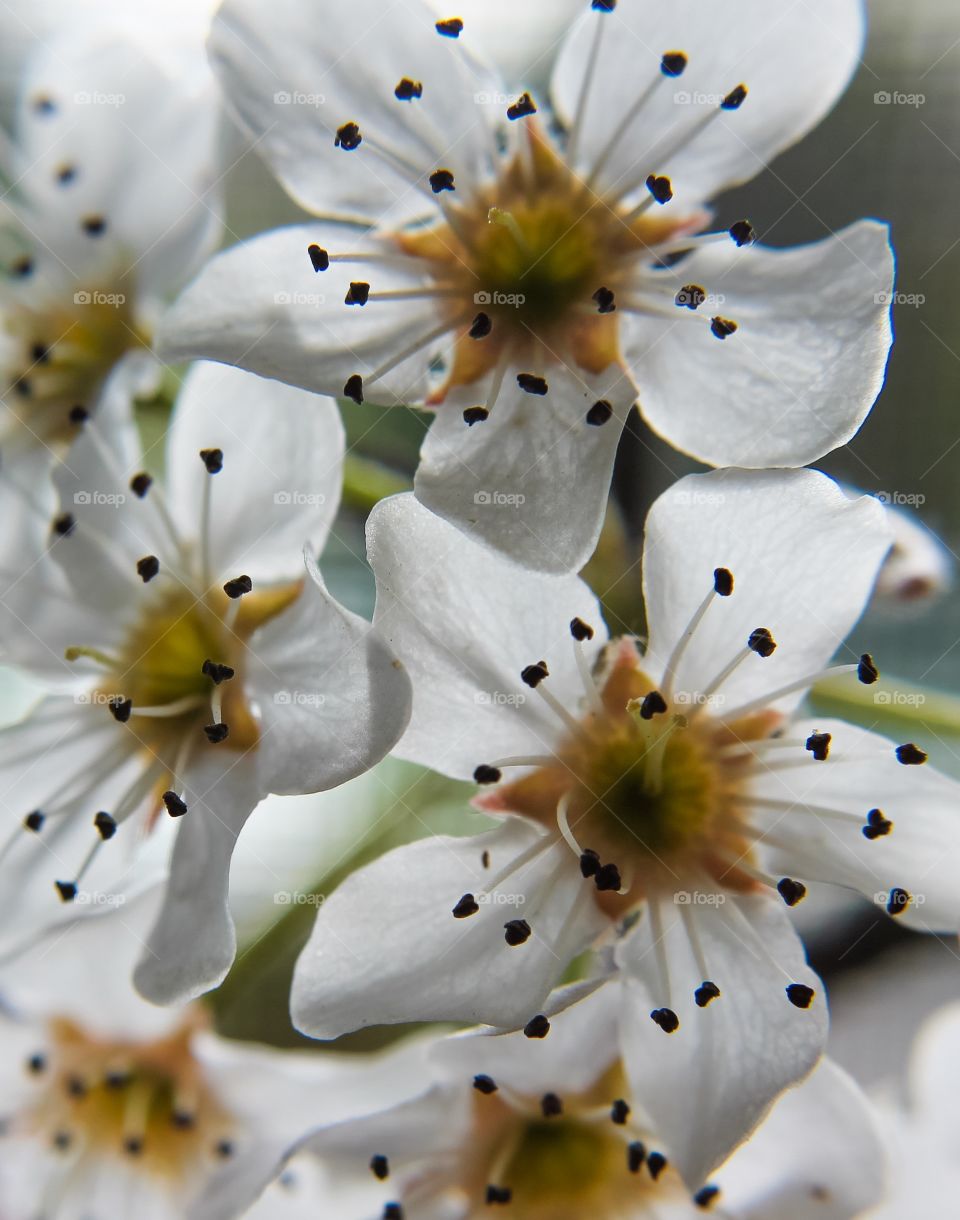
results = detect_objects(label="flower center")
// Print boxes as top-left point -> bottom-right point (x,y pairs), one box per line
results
19,1013 -> 235,1182
3,286 -> 147,448
496,1118 -> 633,1217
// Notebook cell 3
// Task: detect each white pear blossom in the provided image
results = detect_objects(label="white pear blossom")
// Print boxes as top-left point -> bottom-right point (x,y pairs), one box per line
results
291,469 -> 960,1184
0,14 -> 223,557
0,888 -> 425,1220
0,361 -> 412,1005
864,1002 -> 960,1218
285,985 -> 885,1218
873,497 -> 953,611
159,0 -> 893,572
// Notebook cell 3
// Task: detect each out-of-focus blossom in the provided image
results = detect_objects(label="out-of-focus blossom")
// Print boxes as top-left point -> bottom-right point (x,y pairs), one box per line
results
160,0 -> 892,573
0,888 -> 425,1220
0,362 -> 411,1006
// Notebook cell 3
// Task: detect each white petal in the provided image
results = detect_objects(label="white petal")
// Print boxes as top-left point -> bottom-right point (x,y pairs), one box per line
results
642,469 -> 891,718
551,0 -> 864,204
715,1059 -> 886,1220
416,361 -> 636,572
622,223 -> 894,468
249,555 -> 412,796
751,718 -> 960,932
165,362 -> 344,584
18,23 -> 221,300
157,224 -> 444,403
291,820 -> 607,1037
367,493 -> 607,780
433,980 -> 620,1097
210,0 -> 500,223
134,753 -> 259,1005
616,891 -> 827,1188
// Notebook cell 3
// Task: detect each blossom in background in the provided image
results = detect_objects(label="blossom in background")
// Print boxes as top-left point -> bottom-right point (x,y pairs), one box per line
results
291,469 -> 960,1183
285,984 -> 884,1217
0,11 -> 223,556
159,0 -> 893,572
864,1002 -> 960,1218
0,889 -> 424,1220
0,360 -> 411,1005
872,496 -> 953,611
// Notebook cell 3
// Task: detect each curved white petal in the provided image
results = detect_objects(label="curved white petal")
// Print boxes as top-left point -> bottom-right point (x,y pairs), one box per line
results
210,0 -> 501,224
616,890 -> 827,1188
416,361 -> 635,573
433,980 -> 620,1097
715,1059 -> 886,1220
367,493 -> 607,780
249,556 -> 412,796
751,718 -> 960,933
157,224 -> 443,403
166,363 -> 344,585
642,469 -> 891,718
551,0 -> 865,205
291,820 -> 608,1037
622,223 -> 894,468
134,753 -> 259,1005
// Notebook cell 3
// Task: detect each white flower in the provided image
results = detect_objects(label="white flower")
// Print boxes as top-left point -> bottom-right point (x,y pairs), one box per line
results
864,1002 -> 960,1218
0,14 -> 223,556
285,985 -> 885,1217
291,468 -> 960,1183
0,888 -> 422,1220
159,0 -> 893,572
873,497 -> 953,612
0,361 -> 412,1005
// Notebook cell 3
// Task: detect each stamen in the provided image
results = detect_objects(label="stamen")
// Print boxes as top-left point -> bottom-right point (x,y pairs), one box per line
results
661,572 -> 732,698
523,1014 -> 550,1039
565,4 -> 611,166
370,1154 -> 390,1180
365,315 -> 465,388
647,898 -> 676,1028
556,791 -> 585,857
718,662 -> 863,723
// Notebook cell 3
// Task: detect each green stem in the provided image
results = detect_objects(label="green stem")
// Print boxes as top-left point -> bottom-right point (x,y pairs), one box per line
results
341,453 -> 411,515
810,673 -> 960,737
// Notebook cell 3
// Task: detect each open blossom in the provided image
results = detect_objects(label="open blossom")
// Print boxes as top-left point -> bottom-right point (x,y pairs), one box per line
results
0,889 -> 423,1220
160,0 -> 893,572
291,469 -> 960,1183
287,985 -> 884,1218
0,13 -> 222,557
0,361 -> 411,1005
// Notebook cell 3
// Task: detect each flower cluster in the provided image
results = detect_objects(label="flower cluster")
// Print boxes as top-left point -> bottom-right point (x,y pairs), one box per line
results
0,0 -> 954,1217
